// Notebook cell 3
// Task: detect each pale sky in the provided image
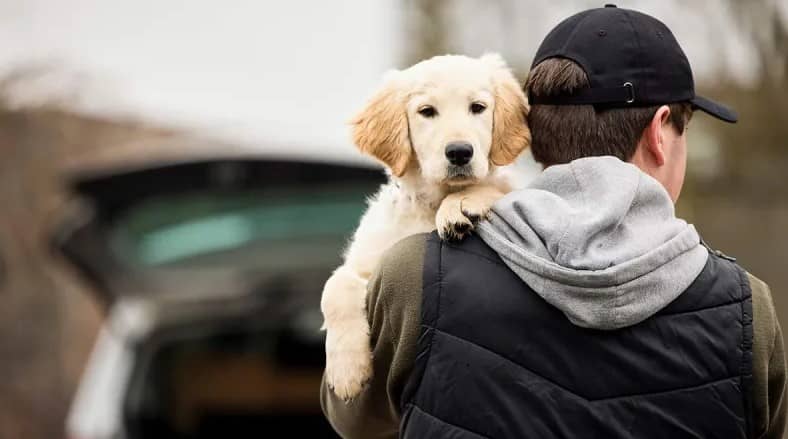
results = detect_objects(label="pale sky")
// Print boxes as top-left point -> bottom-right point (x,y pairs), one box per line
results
0,0 -> 773,160
0,0 -> 402,160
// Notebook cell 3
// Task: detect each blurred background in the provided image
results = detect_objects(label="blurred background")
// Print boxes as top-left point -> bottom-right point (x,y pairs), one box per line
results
0,0 -> 786,438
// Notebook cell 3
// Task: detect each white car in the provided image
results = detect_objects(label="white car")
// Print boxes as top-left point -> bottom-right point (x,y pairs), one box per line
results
53,155 -> 383,439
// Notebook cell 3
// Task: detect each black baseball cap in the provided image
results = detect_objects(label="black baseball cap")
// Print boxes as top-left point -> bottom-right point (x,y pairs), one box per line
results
529,4 -> 737,123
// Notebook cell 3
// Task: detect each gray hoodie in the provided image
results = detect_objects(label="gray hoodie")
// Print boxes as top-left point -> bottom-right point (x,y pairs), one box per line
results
477,156 -> 709,330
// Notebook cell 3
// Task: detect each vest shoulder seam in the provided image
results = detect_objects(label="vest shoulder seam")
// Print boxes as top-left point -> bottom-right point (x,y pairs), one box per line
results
654,297 -> 748,318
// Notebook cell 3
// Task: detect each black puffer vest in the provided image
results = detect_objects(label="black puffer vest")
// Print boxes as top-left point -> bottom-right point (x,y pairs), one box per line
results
400,233 -> 753,438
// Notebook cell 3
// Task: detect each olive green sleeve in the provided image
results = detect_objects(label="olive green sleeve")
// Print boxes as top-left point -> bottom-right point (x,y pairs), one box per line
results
749,273 -> 787,439
320,234 -> 428,439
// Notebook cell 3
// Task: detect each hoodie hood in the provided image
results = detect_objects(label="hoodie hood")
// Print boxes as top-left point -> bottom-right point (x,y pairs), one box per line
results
477,156 -> 708,330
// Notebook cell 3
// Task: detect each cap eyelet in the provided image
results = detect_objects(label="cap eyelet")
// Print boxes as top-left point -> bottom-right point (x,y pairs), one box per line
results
623,82 -> 635,104
598,29 -> 607,37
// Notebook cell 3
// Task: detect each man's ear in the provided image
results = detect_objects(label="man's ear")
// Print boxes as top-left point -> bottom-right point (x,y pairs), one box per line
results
643,105 -> 672,166
350,73 -> 412,177
481,53 -> 531,166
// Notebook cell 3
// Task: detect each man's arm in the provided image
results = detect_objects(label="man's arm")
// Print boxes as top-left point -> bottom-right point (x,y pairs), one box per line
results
321,234 -> 427,439
749,273 -> 787,439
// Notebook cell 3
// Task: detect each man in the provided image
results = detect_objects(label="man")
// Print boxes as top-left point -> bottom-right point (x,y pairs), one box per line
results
321,5 -> 786,438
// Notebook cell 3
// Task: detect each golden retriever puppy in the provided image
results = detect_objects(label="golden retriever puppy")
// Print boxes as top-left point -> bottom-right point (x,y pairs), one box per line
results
322,53 -> 530,400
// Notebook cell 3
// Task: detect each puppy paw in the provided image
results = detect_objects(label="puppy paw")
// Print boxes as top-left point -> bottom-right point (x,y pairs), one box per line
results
436,201 -> 473,241
436,191 -> 497,241
324,316 -> 373,401
460,197 -> 493,230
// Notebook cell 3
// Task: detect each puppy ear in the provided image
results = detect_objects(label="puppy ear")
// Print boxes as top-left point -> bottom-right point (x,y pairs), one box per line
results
350,73 -> 412,177
482,53 -> 531,166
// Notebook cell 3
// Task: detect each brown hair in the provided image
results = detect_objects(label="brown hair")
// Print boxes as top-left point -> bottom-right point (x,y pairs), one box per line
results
525,58 -> 693,167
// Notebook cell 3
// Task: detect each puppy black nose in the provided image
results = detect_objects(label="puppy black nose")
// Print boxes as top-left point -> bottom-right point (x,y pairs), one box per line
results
445,142 -> 474,166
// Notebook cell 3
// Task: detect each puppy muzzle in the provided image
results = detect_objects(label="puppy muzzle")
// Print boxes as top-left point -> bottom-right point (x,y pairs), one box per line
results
445,164 -> 476,186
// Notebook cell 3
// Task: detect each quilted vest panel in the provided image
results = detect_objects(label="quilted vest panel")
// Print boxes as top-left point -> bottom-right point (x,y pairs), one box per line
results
401,233 -> 753,439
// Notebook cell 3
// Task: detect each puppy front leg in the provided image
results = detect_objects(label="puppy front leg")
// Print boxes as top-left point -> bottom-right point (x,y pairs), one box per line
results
320,204 -> 390,401
321,263 -> 373,401
436,182 -> 507,240
321,183 -> 422,400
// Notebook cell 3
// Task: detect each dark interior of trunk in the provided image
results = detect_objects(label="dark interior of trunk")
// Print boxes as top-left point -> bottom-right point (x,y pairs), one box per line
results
124,317 -> 339,438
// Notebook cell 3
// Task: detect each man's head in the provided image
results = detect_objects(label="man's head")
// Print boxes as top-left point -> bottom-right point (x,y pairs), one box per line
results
526,5 -> 737,202
526,58 -> 692,201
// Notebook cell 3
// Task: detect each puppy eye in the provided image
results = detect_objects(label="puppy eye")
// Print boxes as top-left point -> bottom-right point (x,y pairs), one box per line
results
418,106 -> 437,118
470,102 -> 487,114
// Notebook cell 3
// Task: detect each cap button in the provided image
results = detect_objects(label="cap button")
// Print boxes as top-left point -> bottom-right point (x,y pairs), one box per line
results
605,3 -> 617,7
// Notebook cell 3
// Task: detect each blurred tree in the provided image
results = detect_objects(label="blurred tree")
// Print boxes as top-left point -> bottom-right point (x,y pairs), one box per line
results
727,0 -> 788,82
399,0 -> 520,70
400,0 -> 452,65
688,0 -> 788,200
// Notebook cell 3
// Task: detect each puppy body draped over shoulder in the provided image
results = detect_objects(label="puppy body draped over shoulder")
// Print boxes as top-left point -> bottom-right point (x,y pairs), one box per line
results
322,54 -> 530,400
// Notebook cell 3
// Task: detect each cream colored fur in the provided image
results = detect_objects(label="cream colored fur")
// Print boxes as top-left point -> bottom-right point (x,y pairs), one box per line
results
321,54 -> 530,400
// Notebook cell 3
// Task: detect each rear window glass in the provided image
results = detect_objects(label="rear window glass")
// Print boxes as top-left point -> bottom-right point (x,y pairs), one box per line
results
112,186 -> 368,267
107,183 -> 375,296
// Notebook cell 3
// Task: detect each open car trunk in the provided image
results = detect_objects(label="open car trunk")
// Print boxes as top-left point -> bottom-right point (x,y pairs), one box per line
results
53,157 -> 383,304
53,156 -> 383,438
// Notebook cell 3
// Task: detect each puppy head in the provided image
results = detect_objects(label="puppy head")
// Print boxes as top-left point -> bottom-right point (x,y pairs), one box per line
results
351,53 -> 529,185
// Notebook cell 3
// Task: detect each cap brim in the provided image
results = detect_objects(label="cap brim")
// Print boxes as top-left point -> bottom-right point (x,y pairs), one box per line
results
691,96 -> 738,123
